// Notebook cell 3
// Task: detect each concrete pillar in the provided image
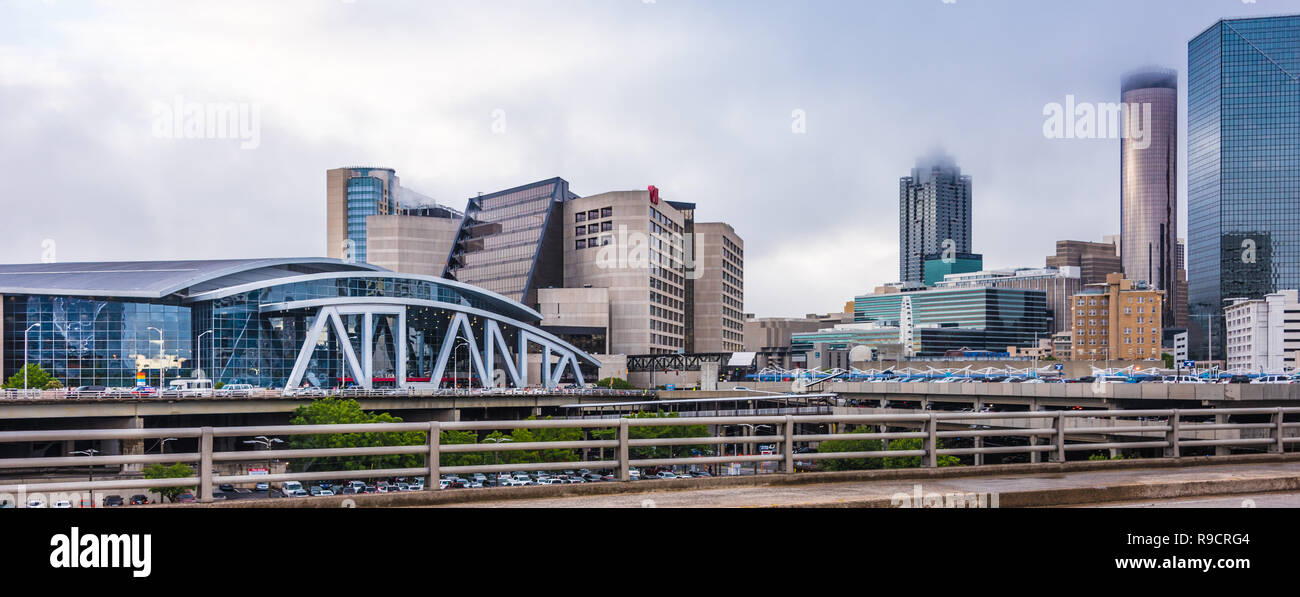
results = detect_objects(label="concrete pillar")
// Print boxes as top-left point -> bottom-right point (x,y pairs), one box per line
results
973,435 -> 984,466
118,416 -> 144,474
1216,413 -> 1230,457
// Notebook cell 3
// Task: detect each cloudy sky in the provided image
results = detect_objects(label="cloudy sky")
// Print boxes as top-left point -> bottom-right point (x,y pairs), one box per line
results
0,0 -> 1281,317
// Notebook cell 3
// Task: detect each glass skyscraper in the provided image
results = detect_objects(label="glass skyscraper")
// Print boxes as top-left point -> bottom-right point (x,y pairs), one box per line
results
1120,68 -> 1179,326
899,151 -> 973,285
1188,15 -> 1300,360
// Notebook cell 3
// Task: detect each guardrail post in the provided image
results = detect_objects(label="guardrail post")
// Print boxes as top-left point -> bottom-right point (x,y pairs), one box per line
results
199,427 -> 213,504
926,413 -> 937,468
428,421 -> 441,482
1165,410 -> 1180,458
1054,412 -> 1066,463
783,415 -> 795,474
618,419 -> 630,482
1274,408 -> 1286,454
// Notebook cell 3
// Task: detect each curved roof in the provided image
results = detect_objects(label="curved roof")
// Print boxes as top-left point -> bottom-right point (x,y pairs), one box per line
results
0,258 -> 385,299
0,257 -> 544,323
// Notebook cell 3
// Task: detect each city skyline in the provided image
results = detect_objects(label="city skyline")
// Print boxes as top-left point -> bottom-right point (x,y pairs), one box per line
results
0,0 -> 1289,318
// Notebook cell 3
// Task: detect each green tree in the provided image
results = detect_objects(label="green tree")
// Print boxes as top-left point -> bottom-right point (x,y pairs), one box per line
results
2,363 -> 61,390
143,462 -> 195,502
594,377 -> 635,390
440,429 -> 487,468
1162,353 -> 1175,369
288,398 -> 427,472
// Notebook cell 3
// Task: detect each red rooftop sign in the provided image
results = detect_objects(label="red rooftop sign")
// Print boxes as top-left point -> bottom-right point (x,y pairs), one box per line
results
648,185 -> 659,204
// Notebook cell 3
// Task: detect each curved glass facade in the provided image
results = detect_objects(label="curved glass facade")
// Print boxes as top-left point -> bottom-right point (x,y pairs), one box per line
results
2,267 -> 595,390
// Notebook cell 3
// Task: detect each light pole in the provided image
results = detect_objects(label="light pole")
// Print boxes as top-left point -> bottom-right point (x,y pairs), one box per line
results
484,436 -> 512,466
147,326 -> 165,390
23,323 -> 41,390
197,330 -> 213,380
453,339 -> 471,389
242,436 -> 283,496
72,448 -> 99,504
150,437 -> 178,454
737,423 -> 773,476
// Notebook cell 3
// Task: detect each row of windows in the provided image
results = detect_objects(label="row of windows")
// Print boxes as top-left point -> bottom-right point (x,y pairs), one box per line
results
574,206 -> 614,223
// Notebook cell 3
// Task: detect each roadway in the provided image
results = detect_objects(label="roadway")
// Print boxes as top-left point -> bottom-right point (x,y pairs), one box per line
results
418,460 -> 1300,508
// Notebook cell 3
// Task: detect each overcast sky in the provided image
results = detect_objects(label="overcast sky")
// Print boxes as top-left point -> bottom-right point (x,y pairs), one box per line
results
0,0 -> 1284,317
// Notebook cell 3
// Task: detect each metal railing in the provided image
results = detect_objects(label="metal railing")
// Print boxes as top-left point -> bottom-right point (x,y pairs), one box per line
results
0,407 -> 1296,503
0,387 -> 657,401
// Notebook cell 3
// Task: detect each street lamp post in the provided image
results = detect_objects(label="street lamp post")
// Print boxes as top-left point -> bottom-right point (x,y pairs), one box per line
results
150,437 -> 178,454
197,330 -> 213,381
484,436 -> 513,466
242,436 -> 283,495
453,339 -> 471,389
23,323 -> 41,390
71,448 -> 99,504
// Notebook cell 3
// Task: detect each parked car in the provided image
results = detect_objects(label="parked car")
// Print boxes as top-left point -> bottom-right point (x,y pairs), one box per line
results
27,499 -> 47,508
78,498 -> 95,508
175,492 -> 196,503
103,495 -> 125,507
129,494 -> 150,505
218,484 -> 235,492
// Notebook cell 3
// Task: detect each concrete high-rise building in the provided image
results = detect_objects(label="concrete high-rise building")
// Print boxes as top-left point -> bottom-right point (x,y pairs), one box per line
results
690,222 -> 745,353
326,167 -> 400,264
1224,290 -> 1300,372
443,177 -> 577,307
899,151 -> 972,285
562,189 -> 689,355
1188,15 -> 1300,360
1120,68 -> 1179,328
1046,239 -> 1123,286
1070,274 -> 1165,361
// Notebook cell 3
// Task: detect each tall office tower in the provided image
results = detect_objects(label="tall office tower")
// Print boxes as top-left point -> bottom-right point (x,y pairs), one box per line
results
1188,15 -> 1300,360
690,222 -> 745,353
563,190 -> 690,355
899,151 -> 972,285
442,178 -> 577,307
1046,239 -> 1124,286
326,167 -> 399,263
1120,68 -> 1179,328
1174,238 -> 1189,329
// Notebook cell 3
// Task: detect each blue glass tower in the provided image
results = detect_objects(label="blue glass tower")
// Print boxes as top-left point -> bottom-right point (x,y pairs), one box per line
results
1188,15 -> 1300,360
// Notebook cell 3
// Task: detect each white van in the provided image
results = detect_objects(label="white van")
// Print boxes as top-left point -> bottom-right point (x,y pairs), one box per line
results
169,378 -> 214,396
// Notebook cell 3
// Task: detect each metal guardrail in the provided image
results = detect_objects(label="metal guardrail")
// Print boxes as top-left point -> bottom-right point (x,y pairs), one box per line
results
0,387 -> 657,401
0,407 -> 1297,503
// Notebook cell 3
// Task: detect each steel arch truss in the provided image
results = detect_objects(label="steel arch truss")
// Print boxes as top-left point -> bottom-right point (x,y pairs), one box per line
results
286,303 -> 587,390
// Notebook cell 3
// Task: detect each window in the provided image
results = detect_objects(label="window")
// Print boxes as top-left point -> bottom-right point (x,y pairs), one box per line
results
601,221 -> 613,232
576,213 -> 586,222
588,209 -> 599,220
575,239 -> 586,250
601,207 -> 612,218
575,226 -> 586,236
